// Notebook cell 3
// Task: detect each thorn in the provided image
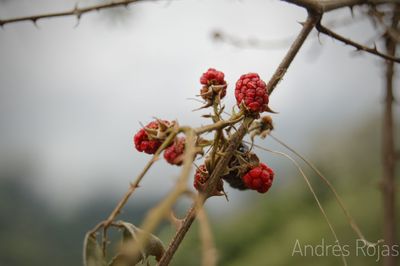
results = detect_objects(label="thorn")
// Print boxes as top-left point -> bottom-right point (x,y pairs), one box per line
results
74,16 -> 81,28
298,21 -> 305,26
317,32 -> 323,45
265,106 -> 278,114
349,6 -> 354,18
192,101 -> 213,111
31,18 -> 39,29
222,189 -> 229,202
130,182 -> 139,189
73,3 -> 80,13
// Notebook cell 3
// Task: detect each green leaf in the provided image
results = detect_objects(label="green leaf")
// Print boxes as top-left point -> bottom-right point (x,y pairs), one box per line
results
83,232 -> 107,266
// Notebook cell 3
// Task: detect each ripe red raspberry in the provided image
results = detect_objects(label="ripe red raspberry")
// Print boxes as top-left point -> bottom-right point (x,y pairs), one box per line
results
200,68 -> 227,100
163,137 -> 185,166
134,121 -> 170,154
235,73 -> 269,113
194,164 -> 224,195
242,163 -> 274,193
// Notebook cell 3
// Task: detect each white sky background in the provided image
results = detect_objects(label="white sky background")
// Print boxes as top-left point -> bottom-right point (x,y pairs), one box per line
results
0,0 -> 398,213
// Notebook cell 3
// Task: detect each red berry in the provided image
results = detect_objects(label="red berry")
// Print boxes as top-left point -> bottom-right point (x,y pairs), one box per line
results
194,164 -> 224,194
164,137 -> 185,166
242,163 -> 274,193
200,68 -> 227,100
200,68 -> 226,86
235,73 -> 269,113
134,121 -> 169,154
194,165 -> 208,191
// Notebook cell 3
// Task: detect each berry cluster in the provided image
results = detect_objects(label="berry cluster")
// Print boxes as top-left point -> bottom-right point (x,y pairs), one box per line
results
133,68 -> 275,195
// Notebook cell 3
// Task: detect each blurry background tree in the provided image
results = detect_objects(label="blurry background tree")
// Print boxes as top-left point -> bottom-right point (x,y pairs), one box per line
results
0,0 -> 399,266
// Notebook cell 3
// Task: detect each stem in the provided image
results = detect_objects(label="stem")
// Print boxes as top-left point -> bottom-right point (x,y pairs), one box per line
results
210,102 -> 222,171
88,130 -> 178,255
382,4 -> 399,266
158,118 -> 253,266
0,0 -> 145,26
128,129 -> 197,261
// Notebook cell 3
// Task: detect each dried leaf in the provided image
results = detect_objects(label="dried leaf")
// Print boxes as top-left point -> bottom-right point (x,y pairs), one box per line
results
112,221 -> 165,265
83,233 -> 107,266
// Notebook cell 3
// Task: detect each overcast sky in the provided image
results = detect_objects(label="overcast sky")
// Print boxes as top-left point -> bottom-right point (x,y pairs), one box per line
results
0,0 -> 398,212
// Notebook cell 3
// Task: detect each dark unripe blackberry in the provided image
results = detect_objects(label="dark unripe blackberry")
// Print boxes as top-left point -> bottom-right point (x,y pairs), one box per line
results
221,143 -> 260,190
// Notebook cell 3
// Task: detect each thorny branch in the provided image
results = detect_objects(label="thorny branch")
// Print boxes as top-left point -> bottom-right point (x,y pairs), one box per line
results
127,129 -> 198,261
196,205 -> 217,266
0,0 -> 145,26
283,0 -> 398,13
0,0 -> 398,27
382,3 -> 399,266
158,118 -> 253,266
212,15 -> 366,50
87,129 -> 178,254
316,22 -> 400,63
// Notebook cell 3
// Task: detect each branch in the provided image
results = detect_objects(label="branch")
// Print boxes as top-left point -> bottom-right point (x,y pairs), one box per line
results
197,206 -> 217,266
381,4 -> 399,266
129,128 -> 198,261
0,0 -> 144,26
282,0 -> 398,13
212,15 -> 365,51
267,13 -> 319,95
87,128 -> 178,256
316,22 -> 400,63
1,0 -> 398,27
158,118 -> 253,266
369,7 -> 400,43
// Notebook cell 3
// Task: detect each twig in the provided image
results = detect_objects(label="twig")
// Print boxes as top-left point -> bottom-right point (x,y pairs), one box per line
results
267,13 -> 319,94
197,206 -> 217,266
194,112 -> 244,135
212,13 -> 366,50
129,128 -> 198,261
88,129 -> 178,254
2,0 -> 397,27
0,0 -> 145,26
158,118 -> 253,266
283,0 -> 398,13
316,22 -> 400,63
369,7 -> 400,43
382,3 -> 399,266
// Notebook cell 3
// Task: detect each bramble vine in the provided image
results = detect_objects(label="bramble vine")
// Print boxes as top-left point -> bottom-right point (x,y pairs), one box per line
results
2,1 -> 398,266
